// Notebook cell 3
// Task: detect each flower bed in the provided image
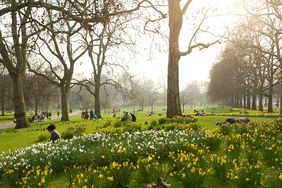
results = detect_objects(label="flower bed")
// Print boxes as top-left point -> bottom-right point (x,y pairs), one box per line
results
0,118 -> 281,187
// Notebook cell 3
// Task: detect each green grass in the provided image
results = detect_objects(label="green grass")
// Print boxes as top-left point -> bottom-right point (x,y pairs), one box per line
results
0,108 -> 277,152
0,106 -> 280,188
0,112 -> 163,152
197,115 -> 276,130
0,114 -> 14,124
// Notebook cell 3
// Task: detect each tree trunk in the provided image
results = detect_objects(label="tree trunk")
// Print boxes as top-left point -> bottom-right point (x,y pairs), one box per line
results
94,83 -> 101,118
167,0 -> 182,118
243,95 -> 246,108
251,85 -> 257,110
35,95 -> 39,116
35,101 -> 38,116
167,57 -> 182,117
239,96 -> 243,108
1,78 -> 4,116
276,95 -> 279,108
259,92 -> 263,112
247,89 -> 251,109
268,83 -> 273,113
151,104 -> 154,113
280,80 -> 282,115
280,94 -> 282,115
60,86 -> 69,121
264,98 -> 268,107
280,67 -> 282,115
13,75 -> 28,128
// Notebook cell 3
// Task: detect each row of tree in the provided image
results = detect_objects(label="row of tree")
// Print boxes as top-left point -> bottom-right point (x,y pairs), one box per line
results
208,0 -> 282,114
0,0 -> 216,128
0,0 -> 161,128
1,67 -> 205,118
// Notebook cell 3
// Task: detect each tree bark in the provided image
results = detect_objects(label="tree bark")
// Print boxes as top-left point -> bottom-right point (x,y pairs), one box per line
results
280,94 -> 282,115
94,83 -> 101,118
268,83 -> 273,113
35,99 -> 38,116
141,103 -> 144,111
243,94 -> 246,108
167,56 -> 182,117
13,75 -> 28,128
247,89 -> 251,109
167,0 -> 182,118
239,95 -> 243,108
60,86 -> 69,121
280,64 -> 282,115
276,95 -> 279,108
1,78 -> 4,116
259,91 -> 263,112
251,81 -> 257,110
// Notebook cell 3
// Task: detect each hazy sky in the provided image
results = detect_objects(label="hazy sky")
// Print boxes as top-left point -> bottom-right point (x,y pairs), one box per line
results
130,0 -> 245,89
75,0 -> 246,90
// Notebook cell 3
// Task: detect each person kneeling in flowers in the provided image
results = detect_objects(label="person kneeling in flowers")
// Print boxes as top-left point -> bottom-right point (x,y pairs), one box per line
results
47,124 -> 61,143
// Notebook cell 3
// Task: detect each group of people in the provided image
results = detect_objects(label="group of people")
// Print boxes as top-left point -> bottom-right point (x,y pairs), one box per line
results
121,111 -> 136,122
194,110 -> 207,116
45,110 -> 138,143
81,109 -> 98,120
216,117 -> 250,125
26,111 -> 52,123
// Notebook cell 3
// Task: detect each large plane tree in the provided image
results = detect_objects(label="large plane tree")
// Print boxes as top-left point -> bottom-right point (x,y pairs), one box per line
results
167,0 -> 218,117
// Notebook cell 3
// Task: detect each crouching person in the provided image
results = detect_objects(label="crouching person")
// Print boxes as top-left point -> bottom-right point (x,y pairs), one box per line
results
47,124 -> 61,143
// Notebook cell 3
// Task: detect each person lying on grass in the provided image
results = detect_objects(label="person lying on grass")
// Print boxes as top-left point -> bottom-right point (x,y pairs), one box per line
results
47,124 -> 61,143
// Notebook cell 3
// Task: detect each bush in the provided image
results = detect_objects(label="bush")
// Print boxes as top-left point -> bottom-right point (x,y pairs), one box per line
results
219,124 -> 233,135
158,118 -> 167,124
203,131 -> 222,150
113,121 -> 123,128
137,154 -> 167,185
264,172 -> 282,188
103,120 -> 112,128
123,122 -> 141,132
37,133 -> 49,142
61,125 -> 86,139
234,124 -> 250,135
211,155 -> 231,183
162,123 -> 199,132
158,116 -> 198,125
229,160 -> 262,188
150,120 -> 158,128
274,118 -> 282,132
226,134 -> 241,160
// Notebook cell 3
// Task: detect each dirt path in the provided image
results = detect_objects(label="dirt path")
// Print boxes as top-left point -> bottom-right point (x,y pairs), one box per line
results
0,111 -> 81,130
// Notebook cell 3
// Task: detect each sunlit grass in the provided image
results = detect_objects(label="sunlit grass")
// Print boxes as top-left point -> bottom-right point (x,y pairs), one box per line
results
0,106 -> 278,152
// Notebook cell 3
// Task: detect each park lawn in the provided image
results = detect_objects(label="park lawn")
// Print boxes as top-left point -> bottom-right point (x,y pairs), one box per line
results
0,109 -> 281,188
196,115 -> 277,130
0,119 -> 13,124
0,113 -> 163,152
0,114 -> 277,152
0,115 -> 14,124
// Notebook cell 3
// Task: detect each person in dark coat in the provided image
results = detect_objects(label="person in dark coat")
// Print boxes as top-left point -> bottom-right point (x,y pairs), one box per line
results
90,109 -> 94,119
47,124 -> 60,143
130,112 -> 136,122
121,112 -> 131,122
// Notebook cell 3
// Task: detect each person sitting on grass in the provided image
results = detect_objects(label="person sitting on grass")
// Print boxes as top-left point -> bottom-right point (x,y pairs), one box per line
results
130,112 -> 136,122
121,112 -> 132,122
47,124 -> 61,143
